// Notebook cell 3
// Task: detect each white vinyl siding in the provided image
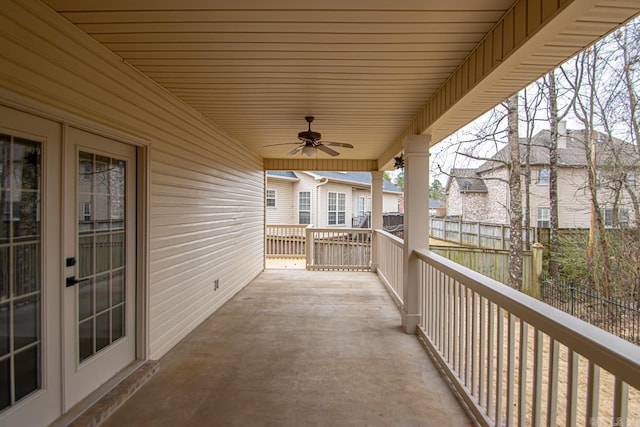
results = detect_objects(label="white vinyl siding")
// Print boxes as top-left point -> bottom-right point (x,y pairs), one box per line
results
328,192 -> 346,225
265,179 -> 295,224
0,1 -> 264,360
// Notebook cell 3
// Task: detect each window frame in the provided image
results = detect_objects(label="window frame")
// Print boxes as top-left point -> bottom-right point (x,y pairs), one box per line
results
536,168 -> 550,185
327,191 -> 346,226
298,191 -> 311,225
266,189 -> 276,208
537,207 -> 550,228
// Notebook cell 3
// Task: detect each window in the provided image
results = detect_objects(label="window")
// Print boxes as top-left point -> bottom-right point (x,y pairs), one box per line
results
328,192 -> 346,225
537,207 -> 550,228
298,191 -> 311,224
83,202 -> 92,221
357,196 -> 371,217
537,168 -> 550,185
602,207 -> 629,228
627,171 -> 637,188
266,189 -> 276,207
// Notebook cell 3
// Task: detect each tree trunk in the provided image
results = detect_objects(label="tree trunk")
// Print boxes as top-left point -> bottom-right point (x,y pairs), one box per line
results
507,94 -> 523,290
548,72 -> 561,278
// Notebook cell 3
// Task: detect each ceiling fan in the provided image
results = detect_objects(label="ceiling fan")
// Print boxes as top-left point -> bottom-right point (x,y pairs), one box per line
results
266,116 -> 354,157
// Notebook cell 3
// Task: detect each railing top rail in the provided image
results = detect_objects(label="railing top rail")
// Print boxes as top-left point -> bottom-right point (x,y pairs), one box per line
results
307,227 -> 372,233
266,224 -> 309,228
415,248 -> 640,390
375,229 -> 404,248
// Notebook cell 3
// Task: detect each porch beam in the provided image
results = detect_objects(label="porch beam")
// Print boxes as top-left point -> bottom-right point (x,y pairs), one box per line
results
402,134 -> 430,334
264,158 -> 377,172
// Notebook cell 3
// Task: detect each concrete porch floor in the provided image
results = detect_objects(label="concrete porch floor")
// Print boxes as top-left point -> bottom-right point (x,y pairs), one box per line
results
103,269 -> 475,426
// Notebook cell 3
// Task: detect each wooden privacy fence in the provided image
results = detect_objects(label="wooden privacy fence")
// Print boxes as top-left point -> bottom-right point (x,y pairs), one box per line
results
306,228 -> 372,271
431,246 -> 533,288
265,224 -> 307,258
430,217 -> 540,250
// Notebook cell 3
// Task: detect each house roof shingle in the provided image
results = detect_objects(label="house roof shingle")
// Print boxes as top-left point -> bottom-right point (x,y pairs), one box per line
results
449,168 -> 488,193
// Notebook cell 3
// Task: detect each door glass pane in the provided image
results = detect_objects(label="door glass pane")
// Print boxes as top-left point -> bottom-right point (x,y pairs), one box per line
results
78,280 -> 93,321
0,247 -> 7,300
13,295 -> 39,349
13,243 -> 39,297
0,358 -> 9,410
77,151 -> 127,363
95,312 -> 109,352
13,345 -> 39,402
79,319 -> 93,362
0,135 -> 41,412
0,303 -> 8,356
95,274 -> 109,313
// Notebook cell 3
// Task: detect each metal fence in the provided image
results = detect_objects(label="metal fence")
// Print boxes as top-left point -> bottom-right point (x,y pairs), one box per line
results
541,279 -> 640,345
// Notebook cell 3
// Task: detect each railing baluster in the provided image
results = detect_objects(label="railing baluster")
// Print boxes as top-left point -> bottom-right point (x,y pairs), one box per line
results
495,307 -> 505,426
448,276 -> 453,363
466,288 -> 472,387
487,302 -> 495,416
566,350 -> 578,426
507,313 -> 515,426
547,338 -> 559,427
457,281 -> 462,375
518,321 -> 528,427
479,296 -> 486,409
613,378 -> 628,427
585,361 -> 600,426
532,329 -> 543,427
471,291 -> 478,397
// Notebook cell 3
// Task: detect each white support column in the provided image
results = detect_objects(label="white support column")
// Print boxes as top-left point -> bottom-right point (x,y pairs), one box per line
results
370,171 -> 384,271
402,134 -> 431,334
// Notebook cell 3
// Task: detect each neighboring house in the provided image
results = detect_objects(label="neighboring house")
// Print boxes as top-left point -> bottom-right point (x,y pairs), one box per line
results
429,199 -> 446,217
445,125 -> 640,228
400,196 -> 446,217
266,171 -> 403,227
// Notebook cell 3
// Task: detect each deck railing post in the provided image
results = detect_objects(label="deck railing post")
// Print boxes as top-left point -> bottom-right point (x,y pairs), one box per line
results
305,225 -> 314,269
371,171 -> 384,272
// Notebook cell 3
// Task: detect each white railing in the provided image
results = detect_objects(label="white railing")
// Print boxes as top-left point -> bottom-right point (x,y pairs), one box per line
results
416,250 -> 640,427
266,224 -> 307,258
375,230 -> 404,306
305,228 -> 371,271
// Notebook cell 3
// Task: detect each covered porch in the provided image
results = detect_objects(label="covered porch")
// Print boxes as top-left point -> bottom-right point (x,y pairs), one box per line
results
1,0 -> 640,426
101,269 -> 473,426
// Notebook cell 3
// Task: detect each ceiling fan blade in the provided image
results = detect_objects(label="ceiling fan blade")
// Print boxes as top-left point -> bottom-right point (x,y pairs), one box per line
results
287,145 -> 304,156
322,141 -> 354,149
264,142 -> 302,147
316,144 -> 340,157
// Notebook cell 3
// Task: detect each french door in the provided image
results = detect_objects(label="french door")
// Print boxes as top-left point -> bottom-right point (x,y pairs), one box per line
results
63,127 -> 137,410
0,105 -> 62,426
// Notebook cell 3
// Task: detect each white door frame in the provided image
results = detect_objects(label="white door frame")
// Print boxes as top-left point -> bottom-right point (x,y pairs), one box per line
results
0,105 -> 63,427
0,92 -> 150,420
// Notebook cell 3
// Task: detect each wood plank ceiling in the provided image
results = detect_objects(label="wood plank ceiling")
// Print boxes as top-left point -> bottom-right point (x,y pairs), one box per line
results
43,0 -> 639,168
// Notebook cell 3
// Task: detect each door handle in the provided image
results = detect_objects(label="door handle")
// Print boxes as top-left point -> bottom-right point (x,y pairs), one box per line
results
66,276 -> 81,287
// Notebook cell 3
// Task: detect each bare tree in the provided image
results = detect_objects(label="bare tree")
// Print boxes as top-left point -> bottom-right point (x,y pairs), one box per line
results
507,94 -> 523,290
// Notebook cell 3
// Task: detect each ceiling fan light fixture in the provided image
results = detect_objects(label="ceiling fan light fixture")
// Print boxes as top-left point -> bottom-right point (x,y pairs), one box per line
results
302,145 -> 316,156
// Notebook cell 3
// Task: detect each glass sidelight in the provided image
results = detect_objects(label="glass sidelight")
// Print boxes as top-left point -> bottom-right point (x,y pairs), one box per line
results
0,133 -> 42,412
76,152 -> 126,363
